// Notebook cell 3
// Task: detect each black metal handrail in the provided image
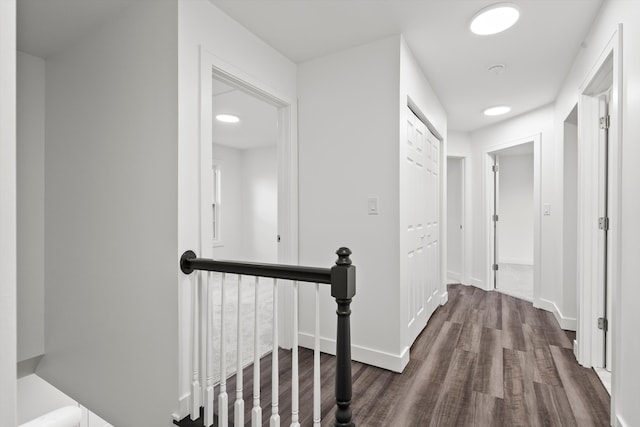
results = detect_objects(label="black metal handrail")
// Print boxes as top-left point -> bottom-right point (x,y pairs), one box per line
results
179,247 -> 356,427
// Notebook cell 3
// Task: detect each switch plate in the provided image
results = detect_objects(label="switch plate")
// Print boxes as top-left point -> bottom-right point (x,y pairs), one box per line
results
368,197 -> 379,215
543,204 -> 551,216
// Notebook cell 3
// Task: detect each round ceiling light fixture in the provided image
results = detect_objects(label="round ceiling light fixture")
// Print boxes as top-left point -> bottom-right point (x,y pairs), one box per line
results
216,114 -> 240,123
483,105 -> 511,116
470,3 -> 520,35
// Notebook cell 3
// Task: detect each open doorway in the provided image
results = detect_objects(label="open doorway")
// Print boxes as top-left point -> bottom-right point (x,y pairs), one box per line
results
484,134 -> 541,303
577,43 -> 619,398
446,157 -> 464,285
209,77 -> 278,264
490,143 -> 535,301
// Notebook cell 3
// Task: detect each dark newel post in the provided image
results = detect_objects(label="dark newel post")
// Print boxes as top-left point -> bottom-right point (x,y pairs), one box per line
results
330,247 -> 356,427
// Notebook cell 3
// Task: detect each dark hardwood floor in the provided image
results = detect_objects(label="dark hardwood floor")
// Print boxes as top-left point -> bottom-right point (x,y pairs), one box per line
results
187,284 -> 610,426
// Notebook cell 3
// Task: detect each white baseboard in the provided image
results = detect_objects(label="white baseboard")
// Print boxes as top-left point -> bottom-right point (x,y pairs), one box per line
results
499,258 -> 533,265
174,393 -> 191,421
537,298 -> 577,330
470,277 -> 484,289
447,271 -> 461,283
440,290 -> 449,305
298,333 -> 409,373
616,414 -> 629,427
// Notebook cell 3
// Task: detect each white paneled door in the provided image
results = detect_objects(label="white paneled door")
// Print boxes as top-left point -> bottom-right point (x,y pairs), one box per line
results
404,108 -> 440,345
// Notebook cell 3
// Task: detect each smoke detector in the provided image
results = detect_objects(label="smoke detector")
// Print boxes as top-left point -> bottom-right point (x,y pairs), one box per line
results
488,64 -> 505,75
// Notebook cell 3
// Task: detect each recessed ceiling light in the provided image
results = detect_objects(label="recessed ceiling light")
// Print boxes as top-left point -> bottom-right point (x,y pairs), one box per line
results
484,105 -> 511,116
216,114 -> 240,123
470,3 -> 520,35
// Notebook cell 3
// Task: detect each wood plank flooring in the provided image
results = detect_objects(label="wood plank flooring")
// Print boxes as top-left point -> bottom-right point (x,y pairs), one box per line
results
182,284 -> 610,426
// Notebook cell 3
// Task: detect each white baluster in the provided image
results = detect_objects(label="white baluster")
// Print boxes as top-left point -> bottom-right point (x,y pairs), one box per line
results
234,275 -> 244,427
218,273 -> 229,426
191,274 -> 200,420
251,276 -> 262,427
270,278 -> 280,427
291,281 -> 300,427
313,283 -> 321,426
204,272 -> 215,426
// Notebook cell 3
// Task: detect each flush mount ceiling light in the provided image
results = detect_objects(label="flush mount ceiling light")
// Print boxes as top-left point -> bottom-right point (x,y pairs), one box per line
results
216,114 -> 240,123
483,105 -> 511,116
470,3 -> 520,35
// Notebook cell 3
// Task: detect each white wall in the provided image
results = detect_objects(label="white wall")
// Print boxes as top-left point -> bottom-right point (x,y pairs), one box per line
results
469,106 -> 555,300
0,0 -> 17,424
554,2 -> 640,424
399,36 -> 448,355
298,35 -> 403,370
210,144 -> 278,264
498,153 -> 534,264
243,146 -> 278,263
178,0 -> 297,415
447,131 -> 472,285
447,131 -> 471,157
211,144 -> 244,261
297,35 -> 447,372
17,51 -> 45,363
447,158 -> 463,280
38,2 -> 179,426
562,121 -> 578,322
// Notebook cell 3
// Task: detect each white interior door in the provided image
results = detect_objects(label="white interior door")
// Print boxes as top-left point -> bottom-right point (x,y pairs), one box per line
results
425,122 -> 441,317
403,108 -> 441,345
598,90 -> 613,371
404,110 -> 428,342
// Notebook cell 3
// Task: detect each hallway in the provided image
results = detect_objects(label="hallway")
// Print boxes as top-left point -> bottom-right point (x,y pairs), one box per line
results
352,284 -> 609,425
185,284 -> 609,426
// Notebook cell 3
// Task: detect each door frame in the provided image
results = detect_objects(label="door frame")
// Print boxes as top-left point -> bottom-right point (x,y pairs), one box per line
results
483,134 -> 541,303
0,0 -> 17,424
446,156 -> 466,285
575,27 -> 622,412
199,47 -> 298,349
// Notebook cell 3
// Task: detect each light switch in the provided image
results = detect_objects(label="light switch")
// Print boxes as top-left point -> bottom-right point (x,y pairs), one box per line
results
543,204 -> 551,216
368,197 -> 379,215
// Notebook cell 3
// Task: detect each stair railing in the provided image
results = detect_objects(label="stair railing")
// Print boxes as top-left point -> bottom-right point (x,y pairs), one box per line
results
179,247 -> 356,427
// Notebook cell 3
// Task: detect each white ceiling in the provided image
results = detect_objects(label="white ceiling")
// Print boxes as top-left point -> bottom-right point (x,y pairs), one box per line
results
17,0 -> 604,133
212,79 -> 279,150
17,0 -> 133,58
210,0 -> 603,132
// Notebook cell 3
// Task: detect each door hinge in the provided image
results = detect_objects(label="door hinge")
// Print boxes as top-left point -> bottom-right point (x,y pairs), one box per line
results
492,263 -> 499,271
598,317 -> 608,332
599,115 -> 610,130
492,214 -> 499,222
598,217 -> 610,230
492,165 -> 499,173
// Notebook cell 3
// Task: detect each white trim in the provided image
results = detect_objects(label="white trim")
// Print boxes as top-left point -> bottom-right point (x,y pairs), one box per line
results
494,288 -> 533,303
470,277 -> 484,289
575,28 -> 622,427
298,333 -> 410,373
447,271 -> 461,282
498,257 -> 533,265
440,290 -> 449,305
537,298 -> 577,331
483,134 -> 541,306
0,1 -> 17,425
199,46 -> 298,349
616,415 -> 629,427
